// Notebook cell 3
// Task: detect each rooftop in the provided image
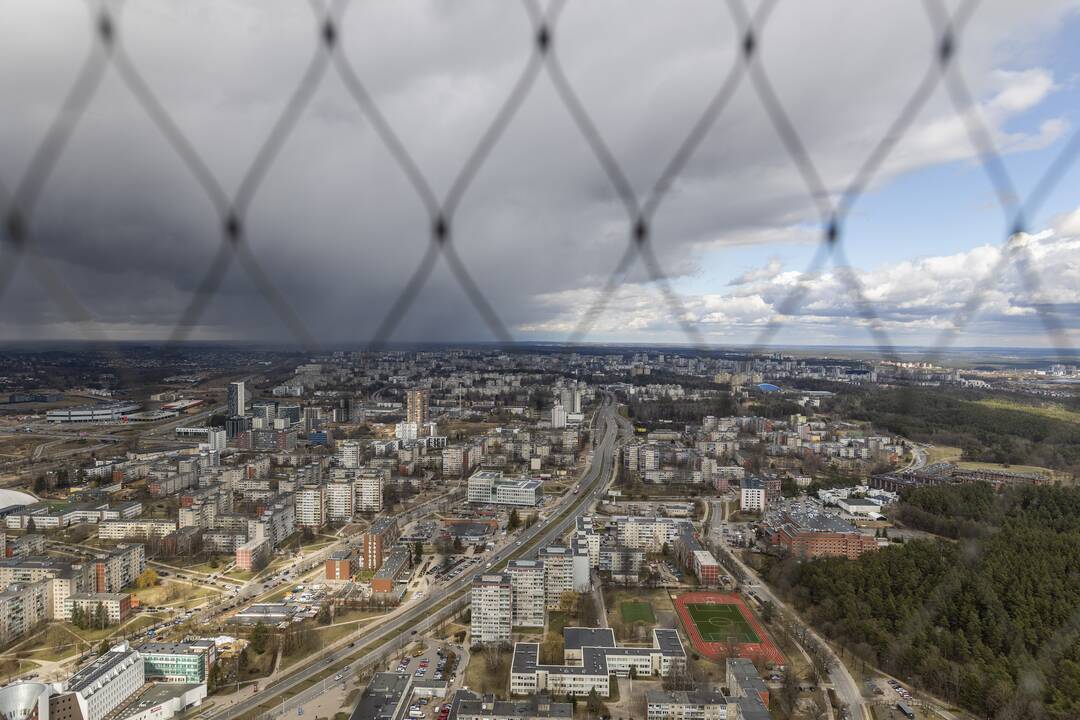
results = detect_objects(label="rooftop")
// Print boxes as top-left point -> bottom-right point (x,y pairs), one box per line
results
112,684 -> 203,720
349,672 -> 411,720
67,644 -> 139,694
453,690 -> 572,719
645,689 -> 731,707
562,627 -> 615,651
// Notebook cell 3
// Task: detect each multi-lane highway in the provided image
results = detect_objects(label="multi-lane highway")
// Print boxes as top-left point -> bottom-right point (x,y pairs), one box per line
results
209,397 -> 620,720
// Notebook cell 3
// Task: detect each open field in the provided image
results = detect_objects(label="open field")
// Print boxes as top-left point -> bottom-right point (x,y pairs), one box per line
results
685,603 -> 759,643
955,460 -> 1063,479
18,623 -> 85,662
279,611 -> 385,670
924,442 -> 1065,481
604,588 -> 677,643
925,445 -> 962,464
674,592 -> 785,666
975,398 -> 1080,425
131,580 -> 220,608
620,601 -> 655,625
463,645 -> 512,695
184,557 -> 230,575
0,435 -> 44,460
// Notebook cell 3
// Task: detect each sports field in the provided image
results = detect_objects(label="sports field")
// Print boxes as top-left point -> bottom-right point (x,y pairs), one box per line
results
674,591 -> 786,666
620,601 -> 656,624
685,603 -> 759,643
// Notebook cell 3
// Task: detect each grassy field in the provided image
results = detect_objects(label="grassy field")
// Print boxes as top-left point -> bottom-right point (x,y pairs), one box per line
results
956,460 -> 1061,478
0,657 -> 38,679
620,601 -> 655,624
131,580 -> 220,608
183,555 -> 232,575
463,646 -> 512,695
604,589 -> 675,643
975,398 -> 1080,425
924,441 -> 1063,481
925,444 -> 962,464
21,624 -> 84,661
686,603 -> 759,643
279,611 -> 385,670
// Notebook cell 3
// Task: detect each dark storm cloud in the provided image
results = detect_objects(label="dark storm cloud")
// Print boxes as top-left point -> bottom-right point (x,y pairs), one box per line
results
0,0 -> 1076,345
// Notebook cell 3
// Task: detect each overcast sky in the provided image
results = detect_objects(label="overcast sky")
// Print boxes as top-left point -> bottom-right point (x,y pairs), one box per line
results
2,0 -> 1079,350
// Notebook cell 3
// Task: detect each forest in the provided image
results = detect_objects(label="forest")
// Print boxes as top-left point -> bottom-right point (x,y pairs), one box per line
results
766,483 -> 1080,719
626,396 -> 735,425
833,387 -> 1080,472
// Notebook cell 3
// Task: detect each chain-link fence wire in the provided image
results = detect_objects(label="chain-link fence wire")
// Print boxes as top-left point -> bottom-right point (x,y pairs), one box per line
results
1,0 -> 1078,356
2,2 -> 1080,715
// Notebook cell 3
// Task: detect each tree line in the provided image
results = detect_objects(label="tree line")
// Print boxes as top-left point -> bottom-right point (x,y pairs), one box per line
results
765,482 -> 1080,719
834,387 -> 1080,472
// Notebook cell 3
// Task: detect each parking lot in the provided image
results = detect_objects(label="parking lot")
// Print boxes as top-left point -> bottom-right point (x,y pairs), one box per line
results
424,555 -> 482,585
392,640 -> 461,720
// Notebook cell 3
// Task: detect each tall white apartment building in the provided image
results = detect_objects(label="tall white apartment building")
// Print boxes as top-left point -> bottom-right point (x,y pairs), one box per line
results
206,429 -> 227,452
227,381 -> 246,417
294,485 -> 326,528
336,440 -> 362,469
740,477 -> 766,512
325,482 -> 354,522
615,516 -> 682,551
550,404 -> 567,429
248,493 -> 295,547
395,422 -> 418,441
442,446 -> 465,477
355,470 -> 384,512
539,544 -> 590,608
560,387 -> 582,414
642,445 -> 660,471
470,573 -> 512,644
574,517 -> 601,568
0,581 -> 49,647
179,502 -> 215,529
506,560 -> 545,628
442,445 -> 481,477
406,388 -> 429,427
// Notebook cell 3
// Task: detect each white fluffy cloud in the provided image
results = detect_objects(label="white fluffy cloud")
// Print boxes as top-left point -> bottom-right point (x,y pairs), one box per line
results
525,216 -> 1080,347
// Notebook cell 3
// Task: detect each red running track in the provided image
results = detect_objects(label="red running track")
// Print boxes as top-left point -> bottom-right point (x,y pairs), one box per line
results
673,591 -> 787,667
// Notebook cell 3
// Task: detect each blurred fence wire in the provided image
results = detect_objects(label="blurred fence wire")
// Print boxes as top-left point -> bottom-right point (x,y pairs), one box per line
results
1,3 -> 1080,719
1,0 -> 1078,357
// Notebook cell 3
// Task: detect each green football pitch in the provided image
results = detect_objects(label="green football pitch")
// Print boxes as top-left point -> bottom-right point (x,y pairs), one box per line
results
620,601 -> 656,624
686,603 -> 760,643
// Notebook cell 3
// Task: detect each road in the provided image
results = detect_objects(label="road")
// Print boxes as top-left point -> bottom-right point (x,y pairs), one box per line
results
715,533 -> 869,720
904,443 -> 928,471
207,396 -> 620,720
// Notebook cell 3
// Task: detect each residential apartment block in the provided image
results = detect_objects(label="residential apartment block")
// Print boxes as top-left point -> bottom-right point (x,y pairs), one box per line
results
470,573 -> 513,644
506,560 -> 545,628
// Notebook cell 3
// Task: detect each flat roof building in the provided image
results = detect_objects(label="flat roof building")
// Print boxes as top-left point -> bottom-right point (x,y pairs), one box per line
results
510,628 -> 686,698
467,471 -> 542,507
349,672 -> 412,720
